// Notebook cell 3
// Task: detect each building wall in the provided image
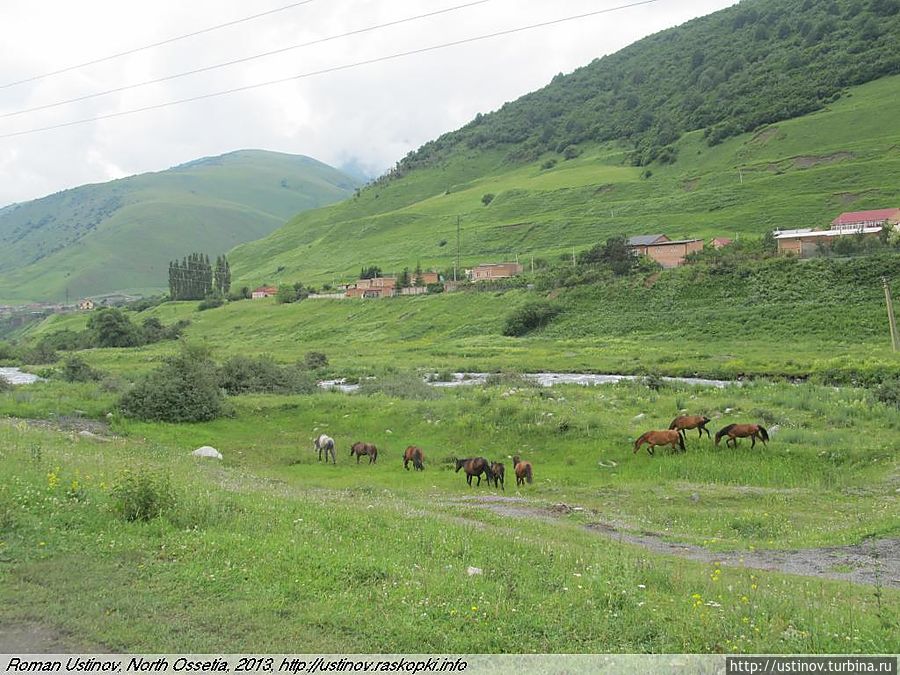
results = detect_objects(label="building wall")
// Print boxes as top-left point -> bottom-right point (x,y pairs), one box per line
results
646,241 -> 703,268
471,263 -> 523,280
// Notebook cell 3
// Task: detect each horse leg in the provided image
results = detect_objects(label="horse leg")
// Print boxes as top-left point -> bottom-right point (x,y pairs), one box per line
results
357,453 -> 361,464
750,434 -> 756,449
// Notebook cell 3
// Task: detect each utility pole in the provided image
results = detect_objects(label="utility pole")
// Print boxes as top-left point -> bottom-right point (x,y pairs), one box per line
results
883,277 -> 899,352
455,215 -> 460,282
531,255 -> 534,274
572,246 -> 576,267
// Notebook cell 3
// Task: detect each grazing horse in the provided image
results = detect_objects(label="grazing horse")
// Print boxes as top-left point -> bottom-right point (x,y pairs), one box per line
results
633,430 -> 685,455
512,455 -> 533,486
669,415 -> 711,440
403,445 -> 425,471
715,424 -> 769,449
455,457 -> 492,487
314,434 -> 336,464
489,462 -> 505,491
350,441 -> 378,464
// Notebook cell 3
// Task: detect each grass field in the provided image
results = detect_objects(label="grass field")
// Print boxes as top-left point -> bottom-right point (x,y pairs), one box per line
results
0,374 -> 897,653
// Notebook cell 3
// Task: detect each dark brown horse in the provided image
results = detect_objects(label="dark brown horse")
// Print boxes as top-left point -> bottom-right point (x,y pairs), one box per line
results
403,445 -> 424,471
669,415 -> 711,440
512,455 -> 532,486
455,457 -> 492,486
633,430 -> 685,455
489,462 -> 505,491
350,441 -> 378,464
715,424 -> 769,449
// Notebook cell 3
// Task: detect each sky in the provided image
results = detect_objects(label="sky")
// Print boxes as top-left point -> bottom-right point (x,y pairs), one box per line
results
0,0 -> 737,206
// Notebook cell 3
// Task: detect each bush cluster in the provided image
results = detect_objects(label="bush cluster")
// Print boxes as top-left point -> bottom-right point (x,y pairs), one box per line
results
111,469 -> 175,522
502,300 -> 562,337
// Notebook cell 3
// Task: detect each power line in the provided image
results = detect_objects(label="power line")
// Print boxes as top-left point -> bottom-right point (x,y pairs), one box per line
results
0,0 -> 662,140
0,0 -> 320,90
0,0 -> 493,120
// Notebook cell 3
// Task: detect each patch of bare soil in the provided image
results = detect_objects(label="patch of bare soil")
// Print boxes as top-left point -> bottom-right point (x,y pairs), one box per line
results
793,152 -> 854,169
749,126 -> 780,145
682,178 -> 700,192
643,272 -> 661,288
451,496 -> 899,588
3,415 -> 112,437
0,622 -> 94,653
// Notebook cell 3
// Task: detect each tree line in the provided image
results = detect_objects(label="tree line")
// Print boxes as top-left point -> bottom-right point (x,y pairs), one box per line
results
168,253 -> 231,300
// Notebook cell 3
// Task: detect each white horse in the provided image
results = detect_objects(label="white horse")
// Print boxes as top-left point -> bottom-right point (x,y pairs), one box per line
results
314,434 -> 336,464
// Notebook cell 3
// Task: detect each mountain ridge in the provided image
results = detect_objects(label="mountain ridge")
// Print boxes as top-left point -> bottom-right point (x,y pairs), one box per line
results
0,149 -> 360,302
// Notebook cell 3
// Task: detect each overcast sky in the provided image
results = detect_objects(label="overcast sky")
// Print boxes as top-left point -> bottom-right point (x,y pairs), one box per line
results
0,0 -> 737,206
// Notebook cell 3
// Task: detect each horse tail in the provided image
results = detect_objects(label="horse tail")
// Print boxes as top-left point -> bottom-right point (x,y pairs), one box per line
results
668,418 -> 679,430
758,426 -> 769,442
525,464 -> 533,484
678,433 -> 685,452
715,425 -> 735,445
633,432 -> 648,453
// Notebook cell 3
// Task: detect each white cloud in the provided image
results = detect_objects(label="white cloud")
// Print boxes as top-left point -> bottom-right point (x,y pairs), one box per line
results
0,0 -> 737,205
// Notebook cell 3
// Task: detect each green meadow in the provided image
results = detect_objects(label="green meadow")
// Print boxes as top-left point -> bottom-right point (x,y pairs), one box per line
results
0,375 -> 897,652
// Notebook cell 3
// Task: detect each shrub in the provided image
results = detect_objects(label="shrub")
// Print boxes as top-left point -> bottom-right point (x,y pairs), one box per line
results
502,300 -> 562,337
197,294 -> 224,311
562,144 -> 581,160
111,469 -> 175,522
219,355 -> 317,395
23,341 -> 58,365
540,158 -> 558,170
87,308 -> 141,348
358,372 -> 440,400
484,371 -> 536,388
61,355 -> 103,383
120,344 -> 225,422
481,193 -> 495,206
874,378 -> 900,409
304,351 -> 329,370
0,374 -> 10,392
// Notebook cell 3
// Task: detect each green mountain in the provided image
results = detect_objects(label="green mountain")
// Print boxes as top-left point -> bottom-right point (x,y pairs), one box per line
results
229,0 -> 900,287
0,150 -> 360,302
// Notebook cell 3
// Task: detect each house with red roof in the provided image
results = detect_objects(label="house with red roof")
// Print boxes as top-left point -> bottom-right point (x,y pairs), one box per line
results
831,209 -> 900,230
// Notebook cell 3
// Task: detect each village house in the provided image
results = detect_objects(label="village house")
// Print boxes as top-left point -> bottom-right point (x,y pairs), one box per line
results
468,262 -> 523,281
774,208 -> 898,257
712,237 -> 733,249
77,299 -> 95,311
626,235 -> 703,268
251,285 -> 278,299
345,276 -> 397,298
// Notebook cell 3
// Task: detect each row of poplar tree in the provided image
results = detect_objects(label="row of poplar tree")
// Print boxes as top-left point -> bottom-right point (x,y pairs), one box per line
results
168,253 -> 231,300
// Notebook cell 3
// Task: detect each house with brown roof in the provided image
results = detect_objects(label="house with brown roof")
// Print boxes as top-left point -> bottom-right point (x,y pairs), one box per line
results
251,286 -> 278,299
468,262 -> 523,281
712,237 -> 733,249
627,235 -> 703,268
345,276 -> 397,298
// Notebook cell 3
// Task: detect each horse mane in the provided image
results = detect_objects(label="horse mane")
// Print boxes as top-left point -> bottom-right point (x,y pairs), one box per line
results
757,425 -> 769,441
715,424 -> 736,443
633,431 -> 650,450
668,418 -> 679,430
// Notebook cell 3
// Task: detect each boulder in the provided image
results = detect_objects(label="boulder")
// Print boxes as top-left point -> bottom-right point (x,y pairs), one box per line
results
192,446 -> 223,460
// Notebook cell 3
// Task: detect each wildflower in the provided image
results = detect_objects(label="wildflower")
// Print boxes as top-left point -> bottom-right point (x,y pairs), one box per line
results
741,596 -> 749,604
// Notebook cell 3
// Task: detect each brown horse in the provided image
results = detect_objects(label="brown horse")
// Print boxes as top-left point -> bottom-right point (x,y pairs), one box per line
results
633,430 -> 685,455
669,415 -> 711,440
512,455 -> 532,486
403,445 -> 424,471
715,424 -> 769,449
350,441 -> 378,464
489,462 -> 505,491
455,457 -> 492,486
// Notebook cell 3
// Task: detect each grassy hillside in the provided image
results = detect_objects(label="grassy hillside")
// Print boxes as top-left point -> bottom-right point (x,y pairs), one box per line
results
230,74 -> 900,288
25,253 -> 900,385
0,150 -> 360,302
